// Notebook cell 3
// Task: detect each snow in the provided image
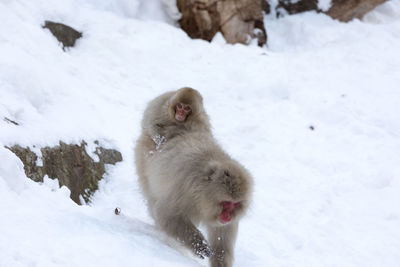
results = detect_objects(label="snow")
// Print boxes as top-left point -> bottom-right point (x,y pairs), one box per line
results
1,0 -> 400,266
318,0 -> 332,12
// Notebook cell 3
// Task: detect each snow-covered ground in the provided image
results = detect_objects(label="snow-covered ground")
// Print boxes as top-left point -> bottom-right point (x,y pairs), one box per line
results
1,0 -> 400,266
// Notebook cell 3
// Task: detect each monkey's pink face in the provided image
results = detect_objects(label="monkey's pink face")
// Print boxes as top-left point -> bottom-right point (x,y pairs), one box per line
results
175,103 -> 192,122
203,162 -> 251,225
219,201 -> 241,224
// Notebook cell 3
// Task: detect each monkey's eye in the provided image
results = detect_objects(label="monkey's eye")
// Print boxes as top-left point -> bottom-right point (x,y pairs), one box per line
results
184,105 -> 191,111
177,103 -> 183,109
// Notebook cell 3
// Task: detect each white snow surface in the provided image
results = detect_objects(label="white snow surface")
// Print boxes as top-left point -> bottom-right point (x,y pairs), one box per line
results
1,0 -> 400,266
318,0 -> 332,12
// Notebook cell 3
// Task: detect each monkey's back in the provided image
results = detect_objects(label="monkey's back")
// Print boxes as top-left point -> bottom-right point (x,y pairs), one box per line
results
135,131 -> 230,216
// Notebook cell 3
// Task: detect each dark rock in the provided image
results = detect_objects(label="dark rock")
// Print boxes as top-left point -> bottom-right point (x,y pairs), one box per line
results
261,0 -> 271,14
115,207 -> 121,215
7,141 -> 122,205
42,21 -> 82,50
277,0 -> 318,16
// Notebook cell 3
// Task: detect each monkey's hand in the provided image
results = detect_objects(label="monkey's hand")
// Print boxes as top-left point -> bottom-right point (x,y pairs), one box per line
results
151,134 -> 166,151
193,239 -> 215,259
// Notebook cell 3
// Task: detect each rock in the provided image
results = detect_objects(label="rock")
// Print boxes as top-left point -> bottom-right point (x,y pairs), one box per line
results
275,0 -> 387,22
261,0 -> 271,14
177,0 -> 221,42
276,0 -> 318,16
326,0 -> 387,22
42,21 -> 82,50
176,0 -> 267,46
7,141 -> 122,205
115,207 -> 121,215
219,0 -> 267,46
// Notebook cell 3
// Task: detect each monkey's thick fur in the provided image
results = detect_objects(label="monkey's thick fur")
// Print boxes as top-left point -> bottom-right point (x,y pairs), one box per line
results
135,88 -> 253,267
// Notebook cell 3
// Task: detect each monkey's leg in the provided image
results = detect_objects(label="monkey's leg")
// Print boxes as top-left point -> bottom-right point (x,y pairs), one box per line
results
207,222 -> 238,267
160,215 -> 214,258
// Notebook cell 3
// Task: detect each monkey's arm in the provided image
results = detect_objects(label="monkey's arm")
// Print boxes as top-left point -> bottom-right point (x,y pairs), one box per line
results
160,215 -> 214,259
207,222 -> 238,267
142,94 -> 170,143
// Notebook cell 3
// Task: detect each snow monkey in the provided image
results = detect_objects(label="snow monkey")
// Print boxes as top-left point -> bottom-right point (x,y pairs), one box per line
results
140,87 -> 211,142
135,87 -> 253,267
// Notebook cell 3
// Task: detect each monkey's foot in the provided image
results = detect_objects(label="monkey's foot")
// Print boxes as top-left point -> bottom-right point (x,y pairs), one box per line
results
193,240 -> 215,259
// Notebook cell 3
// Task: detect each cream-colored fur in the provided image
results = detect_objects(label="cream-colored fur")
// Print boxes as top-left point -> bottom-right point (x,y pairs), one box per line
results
135,87 -> 253,267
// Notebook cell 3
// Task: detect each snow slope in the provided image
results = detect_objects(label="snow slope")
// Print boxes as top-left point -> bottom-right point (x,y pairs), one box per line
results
1,0 -> 400,266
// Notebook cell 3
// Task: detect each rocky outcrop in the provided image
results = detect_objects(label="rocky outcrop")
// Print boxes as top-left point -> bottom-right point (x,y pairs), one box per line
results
42,21 -> 82,50
7,141 -> 122,205
175,0 -> 385,46
276,0 -> 387,22
177,0 -> 267,46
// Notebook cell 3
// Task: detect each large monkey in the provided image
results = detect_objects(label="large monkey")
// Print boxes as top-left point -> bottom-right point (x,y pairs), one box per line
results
135,87 -> 253,267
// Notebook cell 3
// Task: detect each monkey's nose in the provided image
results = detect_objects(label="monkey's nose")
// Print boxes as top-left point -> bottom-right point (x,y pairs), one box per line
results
176,112 -> 186,121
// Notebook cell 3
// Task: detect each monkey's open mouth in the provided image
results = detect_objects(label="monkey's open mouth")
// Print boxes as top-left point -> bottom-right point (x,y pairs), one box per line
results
219,212 -> 232,224
219,201 -> 241,223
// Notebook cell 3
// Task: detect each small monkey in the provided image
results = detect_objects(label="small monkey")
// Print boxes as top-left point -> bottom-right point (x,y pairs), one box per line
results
135,87 -> 253,267
141,87 -> 211,143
